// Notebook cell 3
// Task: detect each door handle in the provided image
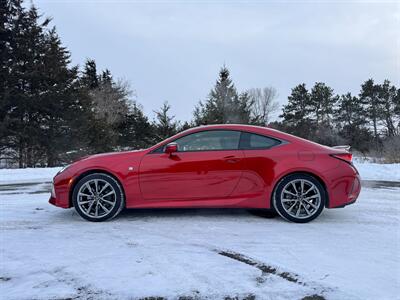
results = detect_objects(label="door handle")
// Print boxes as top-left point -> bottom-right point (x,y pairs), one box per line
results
223,156 -> 241,164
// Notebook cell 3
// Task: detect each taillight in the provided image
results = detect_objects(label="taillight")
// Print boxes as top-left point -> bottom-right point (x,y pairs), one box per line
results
331,153 -> 353,164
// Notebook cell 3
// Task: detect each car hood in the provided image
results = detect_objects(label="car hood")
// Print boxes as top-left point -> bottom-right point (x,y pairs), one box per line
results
75,149 -> 147,163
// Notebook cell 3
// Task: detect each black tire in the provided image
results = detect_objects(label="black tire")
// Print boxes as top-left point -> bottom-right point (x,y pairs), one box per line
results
248,209 -> 278,218
72,173 -> 124,222
273,173 -> 325,223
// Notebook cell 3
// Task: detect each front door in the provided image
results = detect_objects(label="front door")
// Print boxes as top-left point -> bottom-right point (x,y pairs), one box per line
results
139,130 -> 244,200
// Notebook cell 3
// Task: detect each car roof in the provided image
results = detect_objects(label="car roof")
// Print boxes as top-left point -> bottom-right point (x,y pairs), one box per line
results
180,124 -> 289,140
148,124 -> 330,152
180,124 -> 334,150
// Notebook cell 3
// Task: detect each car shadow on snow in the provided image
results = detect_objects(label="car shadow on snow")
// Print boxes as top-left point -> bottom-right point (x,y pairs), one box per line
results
112,207 -> 347,226
53,206 -> 353,225
114,208 -> 299,224
119,208 -> 256,218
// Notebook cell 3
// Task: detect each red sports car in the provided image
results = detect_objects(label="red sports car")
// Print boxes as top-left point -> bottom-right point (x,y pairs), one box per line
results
49,124 -> 361,223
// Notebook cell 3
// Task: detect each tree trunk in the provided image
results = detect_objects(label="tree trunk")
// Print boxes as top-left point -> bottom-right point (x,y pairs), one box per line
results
47,150 -> 55,167
371,104 -> 379,151
18,137 -> 23,168
26,146 -> 33,167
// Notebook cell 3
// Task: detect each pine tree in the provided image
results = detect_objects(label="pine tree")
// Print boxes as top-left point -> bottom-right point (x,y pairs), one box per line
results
335,93 -> 372,152
360,79 -> 382,150
308,82 -> 340,145
1,3 -> 48,167
335,93 -> 365,128
119,102 -> 155,149
38,28 -> 81,166
309,82 -> 338,126
81,59 -> 99,89
178,121 -> 192,132
193,67 -> 251,125
80,59 -> 132,154
379,80 -> 399,137
280,84 -> 314,138
100,69 -> 112,84
1,0 -> 154,165
235,91 -> 253,124
281,84 -> 310,125
154,101 -> 178,141
0,0 -> 17,156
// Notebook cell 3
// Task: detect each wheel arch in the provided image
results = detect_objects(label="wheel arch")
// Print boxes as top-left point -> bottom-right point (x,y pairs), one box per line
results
69,169 -> 126,208
270,171 -> 329,209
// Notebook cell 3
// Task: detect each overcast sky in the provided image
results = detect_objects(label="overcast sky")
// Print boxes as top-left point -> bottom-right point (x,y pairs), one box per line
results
34,0 -> 399,122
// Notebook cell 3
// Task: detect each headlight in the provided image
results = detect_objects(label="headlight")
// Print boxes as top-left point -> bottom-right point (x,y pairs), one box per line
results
51,182 -> 56,197
57,164 -> 71,175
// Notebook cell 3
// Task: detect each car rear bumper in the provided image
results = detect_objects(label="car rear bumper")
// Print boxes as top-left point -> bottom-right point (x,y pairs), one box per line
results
332,198 -> 357,208
325,163 -> 361,209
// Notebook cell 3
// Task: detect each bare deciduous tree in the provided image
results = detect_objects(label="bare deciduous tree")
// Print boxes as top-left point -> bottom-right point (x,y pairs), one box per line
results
90,79 -> 132,125
247,87 -> 279,126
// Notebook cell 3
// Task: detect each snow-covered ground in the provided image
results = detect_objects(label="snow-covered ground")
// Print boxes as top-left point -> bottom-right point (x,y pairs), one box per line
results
0,167 -> 61,184
0,183 -> 399,299
353,159 -> 400,181
0,159 -> 399,184
0,160 -> 399,299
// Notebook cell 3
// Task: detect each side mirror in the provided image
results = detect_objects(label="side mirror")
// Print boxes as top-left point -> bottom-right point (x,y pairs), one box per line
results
164,143 -> 178,154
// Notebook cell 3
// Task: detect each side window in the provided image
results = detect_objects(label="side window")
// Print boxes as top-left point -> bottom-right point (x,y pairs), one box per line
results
240,132 -> 280,149
174,130 -> 241,152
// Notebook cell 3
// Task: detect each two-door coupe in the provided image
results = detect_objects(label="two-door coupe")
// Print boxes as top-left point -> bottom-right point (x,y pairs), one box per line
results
49,124 -> 361,223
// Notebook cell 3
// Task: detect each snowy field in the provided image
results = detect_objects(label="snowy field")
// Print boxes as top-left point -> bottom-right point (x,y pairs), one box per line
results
353,159 -> 400,181
0,182 -> 399,299
0,162 -> 399,300
0,167 -> 62,184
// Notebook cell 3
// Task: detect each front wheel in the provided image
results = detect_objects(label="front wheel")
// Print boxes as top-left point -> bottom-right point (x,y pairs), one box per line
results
72,173 -> 124,222
273,174 -> 325,223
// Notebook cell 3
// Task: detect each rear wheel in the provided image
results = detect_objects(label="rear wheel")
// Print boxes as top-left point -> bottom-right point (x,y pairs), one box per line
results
72,173 -> 124,222
273,174 -> 325,223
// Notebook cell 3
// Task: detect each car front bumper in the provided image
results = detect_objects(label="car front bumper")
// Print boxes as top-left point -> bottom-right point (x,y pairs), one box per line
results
48,180 -> 71,209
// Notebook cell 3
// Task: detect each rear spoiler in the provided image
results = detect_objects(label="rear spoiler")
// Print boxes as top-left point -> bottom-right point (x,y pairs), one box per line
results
331,145 -> 351,151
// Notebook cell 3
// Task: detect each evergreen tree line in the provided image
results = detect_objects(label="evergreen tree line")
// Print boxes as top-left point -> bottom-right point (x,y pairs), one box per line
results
274,79 -> 400,161
192,68 -> 399,161
0,1 -> 158,167
1,1 -> 399,168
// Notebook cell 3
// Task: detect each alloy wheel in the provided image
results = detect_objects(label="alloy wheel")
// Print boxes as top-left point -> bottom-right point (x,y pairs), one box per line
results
77,178 -> 117,219
280,179 -> 321,219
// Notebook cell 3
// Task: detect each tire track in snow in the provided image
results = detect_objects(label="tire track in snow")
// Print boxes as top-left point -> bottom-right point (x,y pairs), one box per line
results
216,249 -> 331,300
104,223 -> 334,299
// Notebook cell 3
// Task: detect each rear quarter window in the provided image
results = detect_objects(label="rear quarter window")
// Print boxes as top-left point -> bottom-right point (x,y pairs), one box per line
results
240,132 -> 281,150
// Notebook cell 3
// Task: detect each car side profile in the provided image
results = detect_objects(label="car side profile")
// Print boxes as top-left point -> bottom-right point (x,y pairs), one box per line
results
49,124 -> 361,223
